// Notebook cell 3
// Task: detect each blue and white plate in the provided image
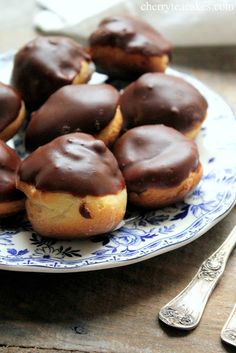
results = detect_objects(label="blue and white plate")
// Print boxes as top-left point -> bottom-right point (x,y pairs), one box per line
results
0,52 -> 235,272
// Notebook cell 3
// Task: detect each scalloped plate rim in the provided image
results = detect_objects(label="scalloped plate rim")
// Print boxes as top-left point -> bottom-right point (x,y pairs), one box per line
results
0,200 -> 235,273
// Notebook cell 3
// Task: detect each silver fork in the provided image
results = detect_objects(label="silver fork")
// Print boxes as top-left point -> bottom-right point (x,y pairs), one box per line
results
221,304 -> 236,347
159,225 -> 236,330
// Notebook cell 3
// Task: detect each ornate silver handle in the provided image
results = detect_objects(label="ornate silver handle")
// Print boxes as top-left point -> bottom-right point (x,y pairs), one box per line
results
221,304 -> 236,347
159,225 -> 236,330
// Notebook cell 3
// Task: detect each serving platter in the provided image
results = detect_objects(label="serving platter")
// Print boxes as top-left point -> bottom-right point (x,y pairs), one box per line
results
0,52 -> 235,272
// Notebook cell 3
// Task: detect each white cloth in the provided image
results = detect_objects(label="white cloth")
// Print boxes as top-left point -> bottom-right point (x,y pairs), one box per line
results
34,0 -> 134,44
34,0 -> 236,46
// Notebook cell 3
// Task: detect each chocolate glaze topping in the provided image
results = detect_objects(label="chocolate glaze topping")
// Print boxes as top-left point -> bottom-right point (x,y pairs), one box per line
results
11,36 -> 91,111
0,140 -> 24,201
18,133 -> 125,197
113,125 -> 200,193
25,84 -> 120,151
0,83 -> 21,132
90,15 -> 171,57
120,73 -> 208,132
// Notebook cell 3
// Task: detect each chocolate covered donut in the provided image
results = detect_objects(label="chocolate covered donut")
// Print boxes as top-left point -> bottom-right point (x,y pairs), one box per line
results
113,125 -> 203,208
0,82 -> 25,141
11,36 -> 93,111
0,140 -> 25,217
17,133 -> 127,238
120,73 -> 208,138
89,15 -> 172,78
25,84 -> 122,151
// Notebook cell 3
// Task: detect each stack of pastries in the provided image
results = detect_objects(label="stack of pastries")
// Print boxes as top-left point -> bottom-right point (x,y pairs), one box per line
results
0,15 -> 208,239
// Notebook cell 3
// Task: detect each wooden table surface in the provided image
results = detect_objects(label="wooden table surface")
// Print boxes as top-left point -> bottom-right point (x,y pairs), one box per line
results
0,1 -> 236,352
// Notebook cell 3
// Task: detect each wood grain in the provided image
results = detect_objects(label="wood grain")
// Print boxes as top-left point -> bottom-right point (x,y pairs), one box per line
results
0,211 -> 235,353
0,1 -> 235,352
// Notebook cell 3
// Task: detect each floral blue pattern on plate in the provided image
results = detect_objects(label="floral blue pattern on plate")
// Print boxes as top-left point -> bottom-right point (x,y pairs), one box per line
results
0,52 -> 235,272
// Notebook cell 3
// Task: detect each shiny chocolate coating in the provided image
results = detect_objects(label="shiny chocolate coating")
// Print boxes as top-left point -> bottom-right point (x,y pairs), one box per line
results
18,133 -> 125,197
113,125 -> 200,193
90,15 -> 171,57
120,73 -> 208,132
0,140 -> 24,201
11,36 -> 91,111
25,84 -> 120,151
0,83 -> 21,132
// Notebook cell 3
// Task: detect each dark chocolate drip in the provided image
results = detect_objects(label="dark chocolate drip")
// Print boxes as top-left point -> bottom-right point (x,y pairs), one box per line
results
25,84 -> 119,151
0,140 -> 24,201
18,133 -> 125,196
79,203 -> 92,219
120,73 -> 208,133
0,83 -> 21,132
90,15 -> 171,57
113,125 -> 200,192
11,36 -> 91,111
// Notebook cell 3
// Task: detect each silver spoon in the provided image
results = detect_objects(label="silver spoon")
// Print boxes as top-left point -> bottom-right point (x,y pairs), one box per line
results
221,304 -> 236,347
159,225 -> 236,330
